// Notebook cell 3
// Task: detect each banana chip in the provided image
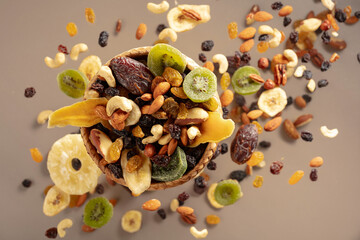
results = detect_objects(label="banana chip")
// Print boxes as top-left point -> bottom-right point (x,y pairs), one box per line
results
258,88 -> 287,117
167,5 -> 211,32
78,55 -> 102,81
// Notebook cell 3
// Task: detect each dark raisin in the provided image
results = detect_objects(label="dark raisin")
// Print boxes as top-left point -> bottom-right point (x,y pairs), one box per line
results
283,16 -> 292,27
186,155 -> 197,169
138,115 -> 156,127
286,96 -> 293,107
289,31 -> 299,44
168,124 -> 181,140
256,86 -> 265,98
198,53 -> 207,63
156,24 -> 167,34
241,52 -> 251,64
201,40 -> 214,51
178,200 -> 184,206
178,192 -> 190,202
318,79 -> 329,88
249,101 -> 259,111
335,9 -> 346,22
24,87 -> 36,98
321,31 -> 331,44
302,53 -> 311,63
98,31 -> 109,47
157,209 -> 166,219
58,44 -> 69,54
270,161 -> 283,175
104,87 -> 120,97
357,53 -> 360,63
259,141 -> 271,148
320,60 -> 331,72
355,11 -> 360,19
271,2 -> 283,10
108,162 -> 123,178
302,94 -> 312,103
222,107 -> 229,119
123,136 -> 135,149
231,124 -> 258,164
136,138 -> 145,151
303,70 -> 312,80
127,150 -> 137,160
258,34 -> 269,41
310,169 -> 318,181
235,94 -> 246,106
229,170 -> 247,182
112,129 -> 129,138
91,79 -> 108,94
45,227 -> 58,239
151,155 -> 171,167
220,143 -> 228,154
194,176 -> 207,194
95,184 -> 105,194
301,131 -> 313,142
207,160 -> 217,170
22,179 -> 32,188
71,158 -> 82,171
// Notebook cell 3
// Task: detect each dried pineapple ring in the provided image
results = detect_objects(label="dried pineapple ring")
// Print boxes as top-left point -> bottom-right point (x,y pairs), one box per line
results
78,55 -> 102,81
47,134 -> 102,195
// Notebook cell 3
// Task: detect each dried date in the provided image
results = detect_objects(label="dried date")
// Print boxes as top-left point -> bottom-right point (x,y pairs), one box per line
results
230,124 -> 258,165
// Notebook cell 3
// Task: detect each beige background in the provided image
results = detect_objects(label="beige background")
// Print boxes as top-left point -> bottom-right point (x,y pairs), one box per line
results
1,0 -> 360,239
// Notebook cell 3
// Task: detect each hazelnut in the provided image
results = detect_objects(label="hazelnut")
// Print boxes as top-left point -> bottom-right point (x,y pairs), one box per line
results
258,57 -> 269,69
264,79 -> 275,90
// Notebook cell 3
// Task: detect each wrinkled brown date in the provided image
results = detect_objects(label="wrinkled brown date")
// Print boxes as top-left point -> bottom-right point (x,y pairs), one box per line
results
109,57 -> 153,95
231,124 -> 258,165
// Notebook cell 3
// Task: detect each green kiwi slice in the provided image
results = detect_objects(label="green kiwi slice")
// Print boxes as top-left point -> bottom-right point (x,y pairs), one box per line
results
214,179 -> 242,206
83,197 -> 113,229
57,69 -> 88,98
231,66 -> 261,95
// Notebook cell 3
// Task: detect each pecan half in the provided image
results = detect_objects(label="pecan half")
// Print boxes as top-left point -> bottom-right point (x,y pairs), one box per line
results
181,213 -> 197,224
181,8 -> 202,21
274,64 -> 287,86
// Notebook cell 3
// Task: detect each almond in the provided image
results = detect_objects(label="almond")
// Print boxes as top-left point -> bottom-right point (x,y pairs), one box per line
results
177,206 -> 194,215
220,89 -> 234,107
180,127 -> 188,146
240,39 -> 255,53
264,117 -> 282,131
309,156 -> 324,167
247,110 -> 263,120
94,105 -> 110,120
254,11 -> 273,22
140,93 -> 152,101
148,95 -> 164,114
293,114 -> 313,128
141,105 -> 150,114
345,16 -> 358,25
142,199 -> 161,211
167,138 -> 178,156
249,74 -> 265,83
295,96 -> 306,109
283,119 -> 300,139
158,144 -> 168,155
153,81 -> 170,99
279,5 -> 293,17
238,27 -> 256,40
136,23 -> 147,40
241,112 -> 250,125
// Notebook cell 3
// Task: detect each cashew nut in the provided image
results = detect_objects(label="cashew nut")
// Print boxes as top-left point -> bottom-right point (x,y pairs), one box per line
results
98,66 -> 116,87
142,125 -> 163,144
57,218 -> 73,238
307,79 -> 316,92
283,49 -> 298,68
190,226 -> 208,239
147,1 -> 169,14
37,110 -> 53,125
320,126 -> 338,138
84,89 -> 100,99
159,28 -> 177,42
125,100 -> 141,126
321,0 -> 335,10
158,133 -> 172,145
70,43 -> 88,61
331,31 -> 339,37
106,96 -> 133,116
286,67 -> 295,78
212,54 -> 228,74
258,25 -> 274,35
294,65 -> 306,78
187,126 -> 201,140
269,28 -> 281,48
298,18 -> 322,32
44,52 -> 65,68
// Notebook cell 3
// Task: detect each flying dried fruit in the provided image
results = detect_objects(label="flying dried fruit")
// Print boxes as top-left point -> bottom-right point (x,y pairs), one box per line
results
66,22 -> 78,37
231,124 -> 258,165
85,8 -> 96,23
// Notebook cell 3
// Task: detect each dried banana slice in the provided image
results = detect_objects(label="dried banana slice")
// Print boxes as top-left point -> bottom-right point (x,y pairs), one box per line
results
258,88 -> 287,117
78,55 -> 102,81
167,5 -> 211,32
43,186 -> 70,216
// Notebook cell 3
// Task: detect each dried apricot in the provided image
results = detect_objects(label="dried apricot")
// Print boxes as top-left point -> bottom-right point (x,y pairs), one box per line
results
30,148 -> 43,163
288,170 -> 304,185
66,22 -> 78,37
257,41 -> 269,53
206,215 -> 220,225
227,22 -> 238,39
246,151 -> 264,167
126,155 -> 144,173
253,175 -> 263,188
85,8 -> 96,23
109,138 -> 123,162
220,72 -> 231,90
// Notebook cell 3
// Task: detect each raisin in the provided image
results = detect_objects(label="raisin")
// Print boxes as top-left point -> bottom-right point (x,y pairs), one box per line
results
270,161 -> 283,175
289,31 -> 299,44
207,160 -> 217,170
335,9 -> 346,22
301,131 -> 313,142
24,87 -> 36,98
104,87 -> 120,97
85,8 -> 96,23
186,155 -> 197,169
355,11 -> 360,19
302,94 -> 312,103
22,179 -> 32,188
201,40 -> 214,51
156,24 -> 167,34
91,79 -> 108,94
98,31 -> 109,47
136,138 -> 145,151
321,31 -> 331,44
138,115 -> 156,127
112,129 -> 129,138
66,22 -> 77,37
194,176 -> 207,194
303,70 -> 312,80
253,175 -> 264,188
235,94 -> 246,106
222,107 -> 229,119
58,44 -> 69,55
157,209 -> 166,219
320,60 -> 331,72
310,169 -> 318,181
71,158 -> 82,171
168,124 -> 181,140
108,162 -> 123,178
95,184 -> 105,194
256,86 -> 266,98
259,141 -> 271,148
178,192 -> 190,202
151,155 -> 171,167
286,96 -> 293,107
45,227 -> 58,239
318,79 -> 329,88
271,2 -> 283,10
220,143 -> 228,154
220,72 -> 231,90
110,56 -> 153,95
229,170 -> 247,182
258,34 -> 269,41
109,138 -> 123,161
231,124 -> 258,164
283,16 -> 292,27
198,53 -> 207,63
206,215 -> 220,225
257,42 -> 269,53
123,136 -> 135,149
162,97 -> 179,118
178,200 -> 184,206
212,144 -> 221,160
241,52 -> 251,64
302,53 -> 311,63
227,22 -> 238,39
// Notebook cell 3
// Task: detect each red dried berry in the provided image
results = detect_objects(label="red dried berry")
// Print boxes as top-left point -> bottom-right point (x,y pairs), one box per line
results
58,44 -> 69,55
270,161 -> 284,175
178,192 -> 190,202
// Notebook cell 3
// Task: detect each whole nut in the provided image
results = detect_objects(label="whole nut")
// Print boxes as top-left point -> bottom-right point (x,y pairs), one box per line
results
94,105 -> 110,120
264,117 -> 282,131
148,95 -> 165,114
295,96 -> 307,109
140,93 -> 152,101
158,144 -> 168,155
283,119 -> 300,139
258,58 -> 269,69
180,127 -> 188,146
247,110 -> 263,120
241,112 -> 250,125
177,206 -> 194,215
264,79 -> 275,90
153,82 -> 171,99
167,138 -> 178,156
220,89 -> 234,107
309,156 -> 324,167
293,114 -> 313,127
144,144 -> 156,158
181,213 -> 197,225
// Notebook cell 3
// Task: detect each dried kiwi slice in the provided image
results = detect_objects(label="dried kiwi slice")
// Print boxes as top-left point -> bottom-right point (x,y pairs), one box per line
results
183,67 -> 217,103
83,197 -> 113,229
57,69 -> 88,98
214,179 -> 242,206
231,66 -> 261,95
147,43 -> 187,76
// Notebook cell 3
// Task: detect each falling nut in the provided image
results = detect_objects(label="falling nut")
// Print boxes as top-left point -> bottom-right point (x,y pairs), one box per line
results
147,1 -> 170,14
159,28 -> 178,42
148,95 -> 165,115
37,110 -> 53,124
247,110 -> 263,120
294,65 -> 306,78
283,119 -> 300,139
320,126 -> 338,138
44,53 -> 66,68
295,96 -> 306,109
299,18 -> 322,32
142,124 -> 164,144
57,218 -> 73,238
98,66 -> 116,87
106,96 -> 133,116
187,126 -> 201,140
212,54 -> 229,74
309,156 -> 324,167
190,226 -> 208,239
264,117 -> 282,131
170,198 -> 179,212
293,114 -> 313,128
70,43 -> 88,61
283,49 -> 298,68
307,79 -> 316,93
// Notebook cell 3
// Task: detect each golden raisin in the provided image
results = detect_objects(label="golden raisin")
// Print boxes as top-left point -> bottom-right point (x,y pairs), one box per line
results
220,72 -> 231,90
252,121 -> 263,134
344,6 -> 352,19
327,14 -> 339,31
30,148 -> 43,163
109,138 -> 123,162
162,67 -> 183,87
288,170 -> 304,185
85,8 -> 96,23
280,31 -> 286,43
247,151 -> 264,167
177,103 -> 188,119
202,97 -> 219,112
253,175 -> 264,188
69,195 -> 81,208
132,125 -> 145,138
227,22 -> 238,39
66,22 -> 78,37
220,89 -> 234,107
206,215 -> 220,225
257,41 -> 269,53
126,155 -> 144,173
230,106 -> 242,123
171,87 -> 188,99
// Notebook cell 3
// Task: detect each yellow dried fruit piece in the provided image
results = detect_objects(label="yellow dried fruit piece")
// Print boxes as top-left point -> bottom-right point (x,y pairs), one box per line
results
177,103 -> 188,119
66,22 -> 78,37
220,72 -> 231,90
109,138 -> 123,162
162,67 -> 183,87
257,41 -> 269,53
206,214 -> 220,225
171,87 -> 188,99
132,125 -> 145,138
247,151 -> 264,167
252,121 -> 263,134
30,147 -> 43,163
227,22 -> 238,39
126,155 -> 144,173
78,55 -> 102,81
191,112 -> 235,147
253,175 -> 263,188
68,195 -> 80,208
202,97 -> 219,112
48,98 -> 108,128
85,8 -> 96,23
289,170 -> 304,185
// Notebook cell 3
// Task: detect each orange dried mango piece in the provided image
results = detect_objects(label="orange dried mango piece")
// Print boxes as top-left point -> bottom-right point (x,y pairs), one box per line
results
30,148 -> 43,163
48,98 -> 108,128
